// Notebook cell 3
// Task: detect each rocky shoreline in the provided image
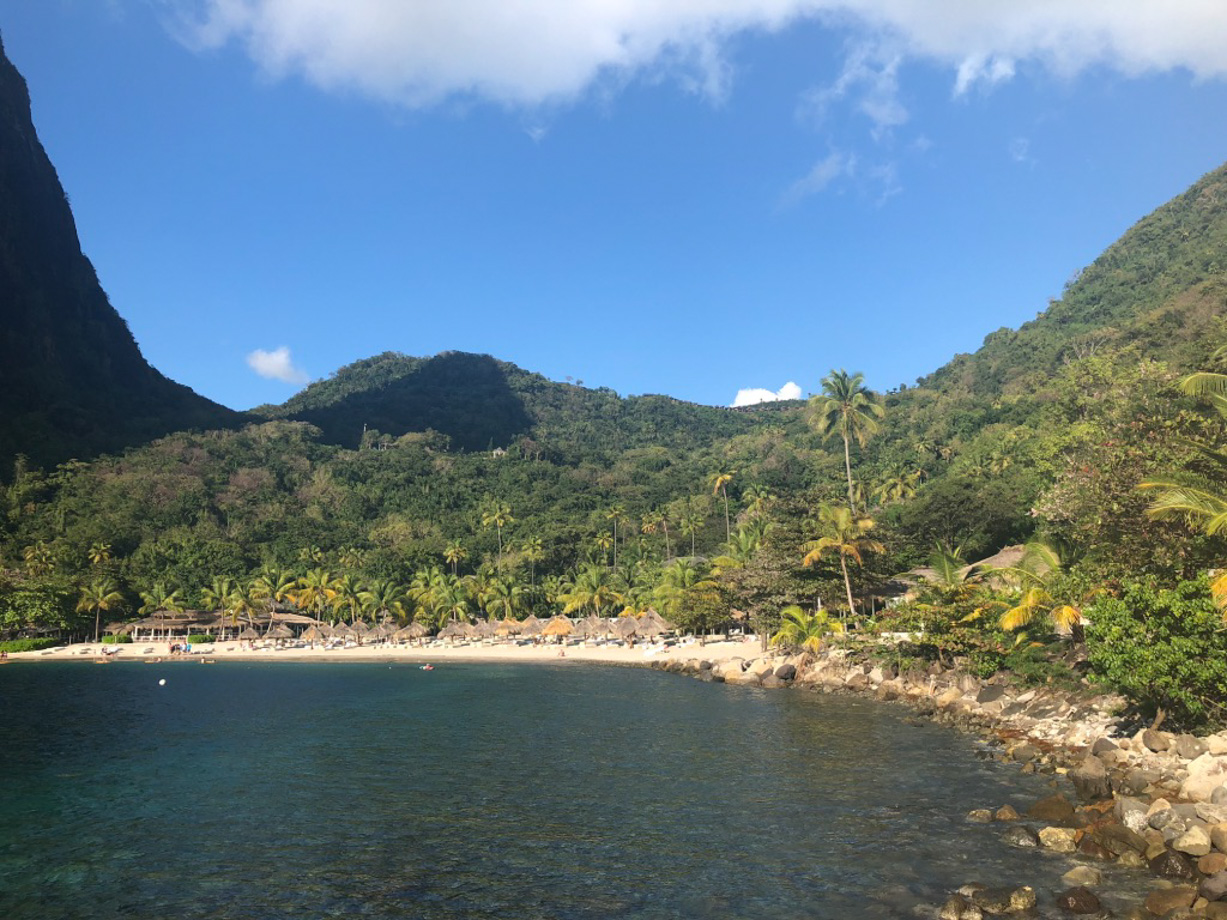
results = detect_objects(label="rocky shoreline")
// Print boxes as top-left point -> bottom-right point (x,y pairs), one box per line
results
651,646 -> 1227,919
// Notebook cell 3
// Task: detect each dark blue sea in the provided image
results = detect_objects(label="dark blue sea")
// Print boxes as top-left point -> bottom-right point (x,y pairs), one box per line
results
0,661 -> 1134,918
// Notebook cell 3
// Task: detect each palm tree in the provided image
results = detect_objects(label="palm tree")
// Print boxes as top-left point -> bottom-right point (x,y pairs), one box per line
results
200,576 -> 236,621
293,568 -> 337,622
138,582 -> 184,636
606,504 -> 628,569
252,567 -> 297,630
360,580 -> 409,623
996,540 -> 1091,639
339,547 -> 366,571
920,544 -> 986,604
771,605 -> 843,654
801,504 -> 884,620
480,500 -> 515,568
87,541 -> 112,567
653,558 -> 715,621
808,369 -> 885,513
679,505 -> 704,557
228,582 -> 261,635
520,537 -> 544,587
483,574 -> 524,621
330,573 -> 365,623
641,510 -> 671,560
432,575 -> 471,627
444,540 -> 467,576
77,579 -> 124,643
22,541 -> 54,576
708,468 -> 737,543
559,563 -> 623,618
741,484 -> 776,521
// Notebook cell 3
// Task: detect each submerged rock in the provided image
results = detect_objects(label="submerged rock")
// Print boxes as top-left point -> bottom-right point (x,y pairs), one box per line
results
1062,866 -> 1103,887
1055,886 -> 1102,914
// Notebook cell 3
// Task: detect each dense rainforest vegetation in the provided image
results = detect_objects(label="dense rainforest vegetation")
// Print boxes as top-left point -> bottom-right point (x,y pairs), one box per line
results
3,25 -> 1227,727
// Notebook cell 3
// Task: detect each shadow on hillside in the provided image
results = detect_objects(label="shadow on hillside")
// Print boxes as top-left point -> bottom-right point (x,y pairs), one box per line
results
289,352 -> 534,452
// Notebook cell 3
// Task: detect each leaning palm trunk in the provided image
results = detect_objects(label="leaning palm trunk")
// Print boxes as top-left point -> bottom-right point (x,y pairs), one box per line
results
839,553 -> 856,621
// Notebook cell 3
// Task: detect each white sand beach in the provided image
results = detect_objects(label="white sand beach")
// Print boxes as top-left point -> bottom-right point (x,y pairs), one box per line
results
7,634 -> 765,667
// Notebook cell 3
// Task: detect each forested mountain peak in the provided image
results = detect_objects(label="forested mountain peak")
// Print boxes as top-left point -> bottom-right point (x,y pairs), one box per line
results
0,35 -> 239,473
924,161 -> 1227,397
261,349 -> 783,456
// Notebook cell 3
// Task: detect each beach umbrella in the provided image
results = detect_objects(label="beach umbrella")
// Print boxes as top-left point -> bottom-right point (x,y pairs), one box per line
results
239,627 -> 260,640
368,623 -> 390,640
617,617 -> 639,640
269,625 -> 294,639
542,616 -> 574,637
350,620 -> 371,636
301,625 -> 326,642
332,623 -> 356,639
407,621 -> 428,639
494,618 -> 522,637
518,615 -> 543,637
472,619 -> 495,639
438,621 -> 466,640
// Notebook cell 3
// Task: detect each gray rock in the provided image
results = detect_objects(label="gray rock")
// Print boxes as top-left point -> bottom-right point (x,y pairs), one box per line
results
1001,825 -> 1040,848
1091,737 -> 1119,755
1178,734 -> 1210,760
1070,754 -> 1111,802
1213,786 -> 1227,806
1054,887 -> 1102,914
1202,871 -> 1227,902
967,809 -> 994,823
977,685 -> 1007,704
971,886 -> 1035,914
698,660 -> 713,671
774,663 -> 796,681
1011,743 -> 1039,764
1173,825 -> 1213,856
1062,866 -> 1103,887
1116,796 -> 1151,834
1143,729 -> 1172,752
939,893 -> 983,920
760,674 -> 785,689
1149,848 -> 1197,879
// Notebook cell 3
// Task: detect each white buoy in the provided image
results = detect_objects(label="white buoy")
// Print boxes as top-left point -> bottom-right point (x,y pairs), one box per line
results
158,678 -> 166,686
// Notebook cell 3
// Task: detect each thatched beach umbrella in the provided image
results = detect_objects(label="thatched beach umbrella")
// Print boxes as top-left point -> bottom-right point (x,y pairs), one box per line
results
332,623 -> 355,639
617,617 -> 639,640
472,619 -> 495,639
350,620 -> 371,636
519,615 -> 543,637
269,625 -> 294,640
301,625 -> 326,643
494,618 -> 522,637
542,616 -> 574,638
438,621 -> 467,640
239,626 -> 260,640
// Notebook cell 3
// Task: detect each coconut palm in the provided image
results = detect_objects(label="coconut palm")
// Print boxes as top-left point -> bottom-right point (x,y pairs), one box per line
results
606,504 -> 628,569
641,510 -> 672,560
22,541 -> 54,576
252,567 -> 297,625
708,469 -> 737,543
482,574 -> 525,621
996,540 -> 1092,639
330,573 -> 365,623
87,541 -> 112,567
480,500 -> 515,568
293,568 -> 337,622
801,504 -> 884,620
432,575 -> 472,627
771,605 -> 843,654
919,544 -> 987,604
361,580 -> 409,623
520,537 -> 544,587
228,582 -> 261,634
558,563 -> 623,618
679,506 -> 704,557
200,576 -> 236,621
443,540 -> 467,576
77,579 -> 124,643
808,369 -> 885,513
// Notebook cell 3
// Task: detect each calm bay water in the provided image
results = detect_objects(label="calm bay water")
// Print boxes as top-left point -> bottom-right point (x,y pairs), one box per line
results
1,662 -> 1127,919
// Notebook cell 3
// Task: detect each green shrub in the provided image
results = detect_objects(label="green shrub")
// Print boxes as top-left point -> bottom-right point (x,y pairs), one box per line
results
0,638 -> 60,653
101,635 -> 133,644
187,634 -> 214,645
1086,576 -> 1227,731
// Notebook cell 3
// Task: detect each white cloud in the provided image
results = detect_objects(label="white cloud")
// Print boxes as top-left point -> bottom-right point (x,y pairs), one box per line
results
246,346 -> 309,384
781,150 -> 855,207
172,2 -> 1227,110
731,381 -> 803,407
800,43 -> 907,138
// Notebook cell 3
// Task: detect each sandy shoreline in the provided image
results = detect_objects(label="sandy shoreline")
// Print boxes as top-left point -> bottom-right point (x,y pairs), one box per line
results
6,635 -> 764,667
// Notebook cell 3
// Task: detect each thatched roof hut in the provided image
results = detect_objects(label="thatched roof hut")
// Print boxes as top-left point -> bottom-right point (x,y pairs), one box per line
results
350,620 -> 371,636
438,621 -> 467,640
269,625 -> 294,639
301,625 -> 327,643
519,615 -> 544,637
542,616 -> 574,637
494,618 -> 522,637
239,627 -> 260,640
616,617 -> 639,640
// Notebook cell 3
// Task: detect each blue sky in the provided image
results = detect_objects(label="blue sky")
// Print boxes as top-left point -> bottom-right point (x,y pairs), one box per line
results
4,1 -> 1227,410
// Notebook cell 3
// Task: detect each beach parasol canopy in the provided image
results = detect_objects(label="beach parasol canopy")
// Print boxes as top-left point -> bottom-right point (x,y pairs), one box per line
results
268,625 -> 294,639
350,620 -> 371,635
494,618 -> 522,637
239,627 -> 260,640
617,617 -> 639,639
437,621 -> 467,640
332,623 -> 355,638
542,616 -> 574,637
301,625 -> 326,642
518,615 -> 543,637
472,619 -> 495,638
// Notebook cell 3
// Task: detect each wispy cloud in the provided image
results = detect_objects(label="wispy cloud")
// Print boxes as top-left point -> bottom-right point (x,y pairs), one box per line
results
800,43 -> 908,139
731,381 -> 803,407
781,150 -> 856,207
246,346 -> 308,384
172,2 -> 1227,111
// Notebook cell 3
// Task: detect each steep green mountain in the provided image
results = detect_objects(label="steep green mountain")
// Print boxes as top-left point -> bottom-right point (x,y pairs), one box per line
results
259,350 -> 785,457
925,162 -> 1227,397
0,35 -> 238,473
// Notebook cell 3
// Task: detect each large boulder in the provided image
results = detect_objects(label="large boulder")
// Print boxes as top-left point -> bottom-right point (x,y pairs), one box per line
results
1116,796 -> 1151,835
1143,729 -> 1172,753
774,663 -> 797,681
1029,795 -> 1077,826
1144,887 -> 1197,916
1173,826 -> 1213,857
1149,848 -> 1197,880
1039,827 -> 1079,853
1054,887 -> 1102,914
1178,734 -> 1210,760
1070,754 -> 1111,802
1182,754 -> 1227,802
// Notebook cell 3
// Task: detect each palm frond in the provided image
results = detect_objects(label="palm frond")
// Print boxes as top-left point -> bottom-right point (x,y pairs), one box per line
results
1180,371 -> 1227,397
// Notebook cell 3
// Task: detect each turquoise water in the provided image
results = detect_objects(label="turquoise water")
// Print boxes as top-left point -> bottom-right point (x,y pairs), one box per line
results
1,662 -> 1112,918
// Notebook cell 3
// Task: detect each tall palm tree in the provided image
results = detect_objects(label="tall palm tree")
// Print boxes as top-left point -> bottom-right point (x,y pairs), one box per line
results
200,576 -> 237,621
432,575 -> 472,627
483,574 -> 525,621
444,540 -> 467,576
808,369 -> 885,513
679,505 -> 704,557
293,568 -> 337,622
77,579 -> 124,643
22,541 -> 54,576
480,500 -> 515,569
801,504 -> 884,620
330,573 -> 365,623
360,580 -> 409,623
252,567 -> 297,629
228,582 -> 262,635
138,582 -> 184,636
559,564 -> 623,618
520,537 -> 544,587
708,468 -> 737,543
606,504 -> 628,569
641,510 -> 671,560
